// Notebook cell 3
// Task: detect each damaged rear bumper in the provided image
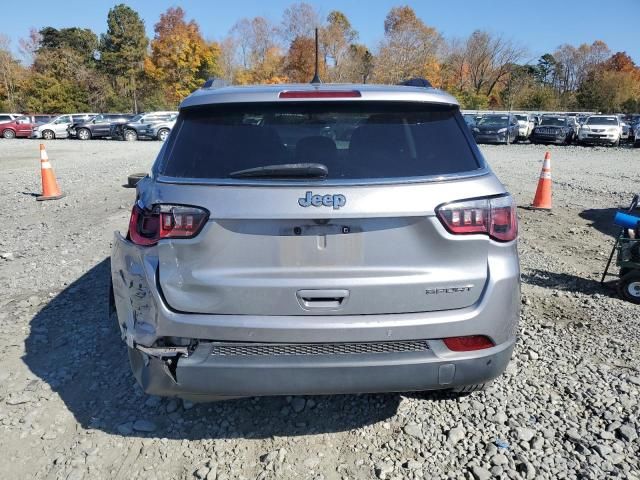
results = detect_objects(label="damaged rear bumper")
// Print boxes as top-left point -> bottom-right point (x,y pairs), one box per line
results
128,339 -> 515,400
111,231 -> 519,399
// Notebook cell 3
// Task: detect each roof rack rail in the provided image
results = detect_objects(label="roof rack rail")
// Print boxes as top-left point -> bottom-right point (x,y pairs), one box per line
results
399,77 -> 432,88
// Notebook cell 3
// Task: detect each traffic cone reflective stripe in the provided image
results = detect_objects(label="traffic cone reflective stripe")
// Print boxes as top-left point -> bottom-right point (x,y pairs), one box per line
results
37,144 -> 64,201
531,151 -> 552,210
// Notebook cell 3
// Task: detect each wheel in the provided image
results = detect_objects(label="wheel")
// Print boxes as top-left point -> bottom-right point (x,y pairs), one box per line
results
42,130 -> 55,140
451,382 -> 493,394
127,173 -> 146,188
124,129 -> 138,141
617,271 -> 640,304
612,140 -> 620,147
77,128 -> 91,140
2,129 -> 16,139
157,128 -> 170,141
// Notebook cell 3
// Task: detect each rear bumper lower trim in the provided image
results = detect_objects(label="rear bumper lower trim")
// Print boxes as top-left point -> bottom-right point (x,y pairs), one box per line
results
129,339 -> 515,399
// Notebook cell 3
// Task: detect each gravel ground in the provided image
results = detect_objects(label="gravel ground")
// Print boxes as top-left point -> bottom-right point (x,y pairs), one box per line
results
0,139 -> 638,480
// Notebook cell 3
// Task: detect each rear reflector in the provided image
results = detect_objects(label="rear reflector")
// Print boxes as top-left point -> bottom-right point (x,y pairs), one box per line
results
436,194 -> 518,242
128,203 -> 209,246
443,335 -> 494,352
278,90 -> 362,99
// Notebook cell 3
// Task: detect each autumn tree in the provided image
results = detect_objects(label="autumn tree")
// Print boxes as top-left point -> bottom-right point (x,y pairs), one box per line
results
321,11 -> 358,82
230,17 -> 285,84
577,52 -> 640,112
342,44 -> 374,83
374,6 -> 442,84
283,36 -> 319,83
0,35 -> 26,111
280,2 -> 320,44
145,7 -> 221,106
99,4 -> 148,112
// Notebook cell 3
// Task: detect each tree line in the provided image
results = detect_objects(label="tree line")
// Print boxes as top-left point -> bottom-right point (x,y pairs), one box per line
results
0,3 -> 638,114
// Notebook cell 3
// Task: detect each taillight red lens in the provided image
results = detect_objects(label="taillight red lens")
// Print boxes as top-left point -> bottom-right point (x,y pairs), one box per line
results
278,90 -> 361,99
443,335 -> 494,352
435,195 -> 517,242
128,204 -> 209,246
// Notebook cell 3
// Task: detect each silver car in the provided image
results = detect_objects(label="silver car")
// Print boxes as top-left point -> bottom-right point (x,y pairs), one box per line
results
32,113 -> 98,139
110,83 -> 520,401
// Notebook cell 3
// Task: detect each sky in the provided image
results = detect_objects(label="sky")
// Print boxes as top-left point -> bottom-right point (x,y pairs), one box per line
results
2,0 -> 639,65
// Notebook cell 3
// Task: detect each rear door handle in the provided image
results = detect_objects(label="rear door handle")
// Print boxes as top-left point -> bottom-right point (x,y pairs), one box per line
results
296,289 -> 350,309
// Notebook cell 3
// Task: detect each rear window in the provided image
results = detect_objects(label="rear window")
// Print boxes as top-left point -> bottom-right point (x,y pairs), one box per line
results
159,102 -> 480,181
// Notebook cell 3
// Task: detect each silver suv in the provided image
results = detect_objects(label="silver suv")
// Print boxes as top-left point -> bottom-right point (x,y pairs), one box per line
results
110,83 -> 520,401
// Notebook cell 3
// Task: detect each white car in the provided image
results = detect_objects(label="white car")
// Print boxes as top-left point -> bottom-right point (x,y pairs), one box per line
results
514,113 -> 535,139
0,113 -> 20,125
32,113 -> 97,140
577,115 -> 622,147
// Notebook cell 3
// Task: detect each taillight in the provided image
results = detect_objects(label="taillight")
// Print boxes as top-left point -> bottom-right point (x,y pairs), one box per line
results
128,203 -> 209,246
443,335 -> 494,352
435,194 -> 517,242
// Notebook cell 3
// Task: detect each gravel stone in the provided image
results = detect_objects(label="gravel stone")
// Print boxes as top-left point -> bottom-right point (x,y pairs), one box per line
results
1,142 -> 639,479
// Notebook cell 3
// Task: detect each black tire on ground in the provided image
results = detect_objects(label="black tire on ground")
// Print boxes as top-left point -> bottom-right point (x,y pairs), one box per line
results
127,173 -> 147,188
77,128 -> 91,140
157,128 -> 170,141
42,130 -> 55,140
124,129 -> 138,141
2,129 -> 16,139
451,382 -> 492,394
617,271 -> 640,304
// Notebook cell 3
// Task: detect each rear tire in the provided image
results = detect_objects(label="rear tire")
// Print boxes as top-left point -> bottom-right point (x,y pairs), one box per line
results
451,382 -> 492,394
617,271 -> 640,304
2,129 -> 16,139
77,128 -> 91,140
42,130 -> 55,140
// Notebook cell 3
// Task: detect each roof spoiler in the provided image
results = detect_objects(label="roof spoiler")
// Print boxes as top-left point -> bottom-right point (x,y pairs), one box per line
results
399,78 -> 432,88
202,77 -> 230,89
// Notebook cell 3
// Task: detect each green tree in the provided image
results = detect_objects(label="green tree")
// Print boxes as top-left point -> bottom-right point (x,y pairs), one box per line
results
99,4 -> 148,112
38,27 -> 98,63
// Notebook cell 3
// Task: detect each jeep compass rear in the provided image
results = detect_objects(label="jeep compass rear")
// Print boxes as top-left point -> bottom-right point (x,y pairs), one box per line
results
110,83 -> 520,400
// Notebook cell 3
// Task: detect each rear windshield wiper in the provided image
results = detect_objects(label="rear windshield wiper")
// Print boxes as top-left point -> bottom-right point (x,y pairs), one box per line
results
229,163 -> 328,179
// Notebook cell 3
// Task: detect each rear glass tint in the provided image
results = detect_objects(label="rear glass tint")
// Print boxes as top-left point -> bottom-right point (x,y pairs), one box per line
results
159,102 -> 481,180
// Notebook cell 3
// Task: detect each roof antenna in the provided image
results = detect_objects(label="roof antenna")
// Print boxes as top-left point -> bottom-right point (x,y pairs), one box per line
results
310,27 -> 321,84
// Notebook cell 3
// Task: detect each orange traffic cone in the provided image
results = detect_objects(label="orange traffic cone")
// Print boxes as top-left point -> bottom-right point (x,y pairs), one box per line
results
36,144 -> 64,201
531,151 -> 552,210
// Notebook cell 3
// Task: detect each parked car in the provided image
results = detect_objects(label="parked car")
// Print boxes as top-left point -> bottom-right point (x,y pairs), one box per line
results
530,115 -> 576,145
577,115 -> 622,146
0,115 -> 39,139
514,113 -> 535,140
69,113 -> 135,140
111,111 -> 178,141
32,113 -> 98,139
472,114 -> 519,144
110,83 -> 520,400
134,116 -> 177,141
462,114 -> 477,132
0,113 -> 20,125
20,114 -> 57,125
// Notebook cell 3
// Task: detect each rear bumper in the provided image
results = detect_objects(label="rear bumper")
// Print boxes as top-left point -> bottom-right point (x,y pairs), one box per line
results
111,231 -> 520,398
129,338 -> 515,399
